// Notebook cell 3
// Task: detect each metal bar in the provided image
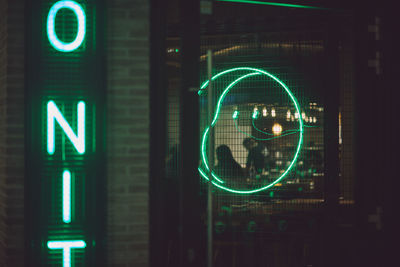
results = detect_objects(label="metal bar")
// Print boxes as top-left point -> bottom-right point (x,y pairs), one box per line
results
206,49 -> 213,267
149,0 -> 167,265
179,0 -> 201,265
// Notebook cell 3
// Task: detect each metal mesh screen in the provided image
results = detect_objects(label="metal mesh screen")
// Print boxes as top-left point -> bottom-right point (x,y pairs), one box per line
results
338,22 -> 355,204
199,33 -> 325,214
196,3 -> 354,267
164,1 -> 355,266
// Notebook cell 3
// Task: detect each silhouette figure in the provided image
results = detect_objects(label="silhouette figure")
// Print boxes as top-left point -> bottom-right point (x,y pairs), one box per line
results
215,145 -> 244,180
243,138 -> 265,177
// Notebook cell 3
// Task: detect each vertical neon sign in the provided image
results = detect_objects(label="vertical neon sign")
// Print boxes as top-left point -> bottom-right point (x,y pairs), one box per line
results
47,1 -> 86,52
46,2 -> 87,266
27,0 -> 105,266
45,99 -> 87,266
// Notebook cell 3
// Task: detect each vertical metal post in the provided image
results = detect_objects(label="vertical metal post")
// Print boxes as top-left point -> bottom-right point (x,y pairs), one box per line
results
149,0 -> 167,265
206,49 -> 213,267
321,15 -> 340,267
179,0 -> 201,265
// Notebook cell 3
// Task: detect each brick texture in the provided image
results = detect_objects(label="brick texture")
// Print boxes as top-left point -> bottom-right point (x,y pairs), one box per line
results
0,0 -> 151,265
106,0 -> 150,266
0,0 -> 25,266
0,0 -> 7,263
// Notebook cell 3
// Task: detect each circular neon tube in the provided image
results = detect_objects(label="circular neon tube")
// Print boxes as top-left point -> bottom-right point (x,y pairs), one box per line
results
198,67 -> 304,194
47,1 -> 86,52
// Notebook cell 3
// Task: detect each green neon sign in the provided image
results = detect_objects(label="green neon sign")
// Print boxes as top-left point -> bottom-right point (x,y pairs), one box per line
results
216,0 -> 329,10
234,117 -> 299,141
47,240 -> 86,267
47,0 -> 86,52
198,67 -> 304,194
46,100 -> 87,265
45,2 -> 88,266
47,100 -> 85,155
63,170 -> 71,223
28,0 -> 103,265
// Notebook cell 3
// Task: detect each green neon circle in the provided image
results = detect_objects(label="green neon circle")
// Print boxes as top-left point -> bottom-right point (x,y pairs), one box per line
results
198,67 -> 304,194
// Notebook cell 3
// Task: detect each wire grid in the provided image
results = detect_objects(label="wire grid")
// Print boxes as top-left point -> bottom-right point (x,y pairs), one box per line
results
164,6 -> 355,265
339,25 -> 355,204
199,32 -> 325,217
196,13 -> 355,266
197,32 -> 327,267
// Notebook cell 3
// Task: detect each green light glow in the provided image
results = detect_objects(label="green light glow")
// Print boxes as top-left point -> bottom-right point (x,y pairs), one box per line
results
251,118 -> 273,135
235,119 -> 299,141
201,72 -> 260,184
200,127 -> 225,184
232,110 -> 239,119
199,68 -> 260,95
216,0 -> 328,10
47,240 -> 86,267
47,1 -> 86,52
199,67 -> 304,194
211,73 -> 260,126
47,101 -> 85,155
251,118 -> 299,136
63,170 -> 71,223
252,109 -> 259,119
235,110 -> 301,136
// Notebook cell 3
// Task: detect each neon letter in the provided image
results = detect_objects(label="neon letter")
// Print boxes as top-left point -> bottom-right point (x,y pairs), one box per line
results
48,240 -> 86,267
47,101 -> 85,155
47,1 -> 86,52
63,170 -> 71,223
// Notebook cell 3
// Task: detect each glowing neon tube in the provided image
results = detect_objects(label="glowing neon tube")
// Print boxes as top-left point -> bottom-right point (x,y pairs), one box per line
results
47,1 -> 86,52
48,240 -> 86,267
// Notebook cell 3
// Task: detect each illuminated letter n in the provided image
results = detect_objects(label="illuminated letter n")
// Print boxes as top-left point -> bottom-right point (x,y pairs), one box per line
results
47,101 -> 85,155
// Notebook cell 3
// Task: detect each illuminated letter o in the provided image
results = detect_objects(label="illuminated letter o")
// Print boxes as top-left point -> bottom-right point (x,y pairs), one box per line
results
47,1 -> 86,52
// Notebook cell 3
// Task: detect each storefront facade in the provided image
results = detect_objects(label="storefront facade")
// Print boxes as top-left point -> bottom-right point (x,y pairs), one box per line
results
0,0 -> 398,266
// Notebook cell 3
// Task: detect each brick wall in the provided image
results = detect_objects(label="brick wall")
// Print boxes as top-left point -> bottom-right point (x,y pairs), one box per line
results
106,0 -> 150,266
0,0 -> 25,266
0,0 -> 7,263
0,0 -> 151,265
